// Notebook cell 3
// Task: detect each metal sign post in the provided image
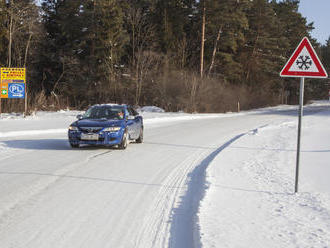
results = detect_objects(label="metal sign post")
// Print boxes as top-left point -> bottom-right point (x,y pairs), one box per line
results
295,77 -> 304,193
280,37 -> 328,193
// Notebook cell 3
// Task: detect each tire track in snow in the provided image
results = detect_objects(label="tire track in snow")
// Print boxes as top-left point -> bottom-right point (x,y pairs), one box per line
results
168,133 -> 245,248
133,149 -> 212,247
169,124 -> 271,248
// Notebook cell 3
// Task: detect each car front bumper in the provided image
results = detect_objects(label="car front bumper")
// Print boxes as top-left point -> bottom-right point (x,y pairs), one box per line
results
68,130 -> 124,146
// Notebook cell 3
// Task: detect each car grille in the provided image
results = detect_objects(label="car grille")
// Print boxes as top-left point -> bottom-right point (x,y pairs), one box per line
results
80,127 -> 103,133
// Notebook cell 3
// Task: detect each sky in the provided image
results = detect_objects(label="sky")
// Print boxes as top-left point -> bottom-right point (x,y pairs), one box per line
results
299,0 -> 330,45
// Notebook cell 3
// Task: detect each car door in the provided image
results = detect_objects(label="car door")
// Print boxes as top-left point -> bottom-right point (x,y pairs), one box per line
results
125,108 -> 134,138
131,107 -> 142,135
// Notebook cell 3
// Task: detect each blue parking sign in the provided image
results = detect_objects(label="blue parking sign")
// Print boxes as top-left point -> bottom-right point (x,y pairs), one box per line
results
8,82 -> 25,98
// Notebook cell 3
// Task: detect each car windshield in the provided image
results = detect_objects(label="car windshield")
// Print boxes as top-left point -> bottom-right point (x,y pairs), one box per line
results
82,106 -> 125,120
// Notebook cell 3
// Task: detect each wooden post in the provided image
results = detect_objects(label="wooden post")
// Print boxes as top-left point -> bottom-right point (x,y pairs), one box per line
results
0,68 -> 2,115
24,68 -> 27,117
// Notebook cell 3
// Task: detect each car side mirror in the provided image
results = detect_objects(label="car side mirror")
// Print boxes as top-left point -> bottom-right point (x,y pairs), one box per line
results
76,114 -> 83,120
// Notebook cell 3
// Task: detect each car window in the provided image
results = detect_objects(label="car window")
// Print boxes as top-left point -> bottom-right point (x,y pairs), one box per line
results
124,109 -> 130,118
132,108 -> 138,116
128,108 -> 133,116
128,107 -> 138,116
83,106 -> 125,119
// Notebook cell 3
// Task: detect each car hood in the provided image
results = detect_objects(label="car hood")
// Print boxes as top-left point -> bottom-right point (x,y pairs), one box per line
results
74,119 -> 124,128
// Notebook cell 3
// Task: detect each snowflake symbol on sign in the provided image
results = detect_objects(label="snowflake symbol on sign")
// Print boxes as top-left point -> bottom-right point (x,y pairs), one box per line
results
296,55 -> 312,70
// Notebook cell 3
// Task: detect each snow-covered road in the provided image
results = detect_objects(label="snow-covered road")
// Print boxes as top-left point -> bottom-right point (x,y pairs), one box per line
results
0,103 -> 329,248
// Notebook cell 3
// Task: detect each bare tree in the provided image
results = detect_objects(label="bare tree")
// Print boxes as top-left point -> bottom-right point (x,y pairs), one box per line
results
135,50 -> 162,106
5,0 -> 40,67
126,4 -> 157,105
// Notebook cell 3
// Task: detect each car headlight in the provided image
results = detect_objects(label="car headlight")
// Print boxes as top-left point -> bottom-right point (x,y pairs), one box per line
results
103,126 -> 121,132
69,126 -> 79,131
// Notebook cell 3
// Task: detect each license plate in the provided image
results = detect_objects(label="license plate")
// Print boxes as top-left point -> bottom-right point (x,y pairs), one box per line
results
81,133 -> 99,140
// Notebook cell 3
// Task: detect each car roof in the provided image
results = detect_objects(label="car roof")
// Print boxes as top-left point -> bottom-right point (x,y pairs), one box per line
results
90,104 -> 127,108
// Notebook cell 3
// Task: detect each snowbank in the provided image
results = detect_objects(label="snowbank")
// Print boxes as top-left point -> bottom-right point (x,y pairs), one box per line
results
138,106 -> 165,113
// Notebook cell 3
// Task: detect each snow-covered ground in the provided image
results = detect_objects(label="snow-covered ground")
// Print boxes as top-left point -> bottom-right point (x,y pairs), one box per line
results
199,101 -> 330,248
0,102 -> 329,248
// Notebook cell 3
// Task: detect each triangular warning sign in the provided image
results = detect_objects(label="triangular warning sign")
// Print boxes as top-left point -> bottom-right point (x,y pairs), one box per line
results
280,37 -> 328,78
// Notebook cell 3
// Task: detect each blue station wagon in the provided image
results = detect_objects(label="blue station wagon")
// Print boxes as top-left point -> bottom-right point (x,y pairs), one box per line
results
68,104 -> 143,149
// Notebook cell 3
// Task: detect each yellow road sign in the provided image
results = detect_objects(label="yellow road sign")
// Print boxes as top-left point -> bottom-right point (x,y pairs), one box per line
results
0,68 -> 26,99
1,68 -> 26,80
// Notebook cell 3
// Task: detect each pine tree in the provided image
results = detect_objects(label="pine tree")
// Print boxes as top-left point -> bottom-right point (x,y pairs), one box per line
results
271,0 -> 315,103
151,0 -> 196,64
205,0 -> 250,82
241,0 -> 282,88
33,0 -> 321,111
93,0 -> 128,103
321,37 -> 330,73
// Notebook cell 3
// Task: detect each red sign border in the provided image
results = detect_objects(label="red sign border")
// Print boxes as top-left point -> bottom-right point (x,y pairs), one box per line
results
280,37 -> 328,78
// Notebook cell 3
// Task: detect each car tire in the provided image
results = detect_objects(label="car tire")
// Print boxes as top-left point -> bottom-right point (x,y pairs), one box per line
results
118,131 -> 128,150
70,143 -> 79,148
136,128 -> 143,143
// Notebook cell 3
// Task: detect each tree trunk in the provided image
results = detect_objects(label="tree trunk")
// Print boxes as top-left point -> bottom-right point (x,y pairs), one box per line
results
245,33 -> 259,82
24,32 -> 33,67
8,14 -> 13,67
208,26 -> 222,77
200,0 -> 206,78
52,61 -> 65,93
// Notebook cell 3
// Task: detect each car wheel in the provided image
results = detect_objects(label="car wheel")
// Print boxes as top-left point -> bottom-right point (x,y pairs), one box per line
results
70,143 -> 79,148
136,128 -> 143,143
118,131 -> 128,150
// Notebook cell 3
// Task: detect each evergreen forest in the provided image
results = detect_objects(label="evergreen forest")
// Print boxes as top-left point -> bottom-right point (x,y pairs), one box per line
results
0,0 -> 329,113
